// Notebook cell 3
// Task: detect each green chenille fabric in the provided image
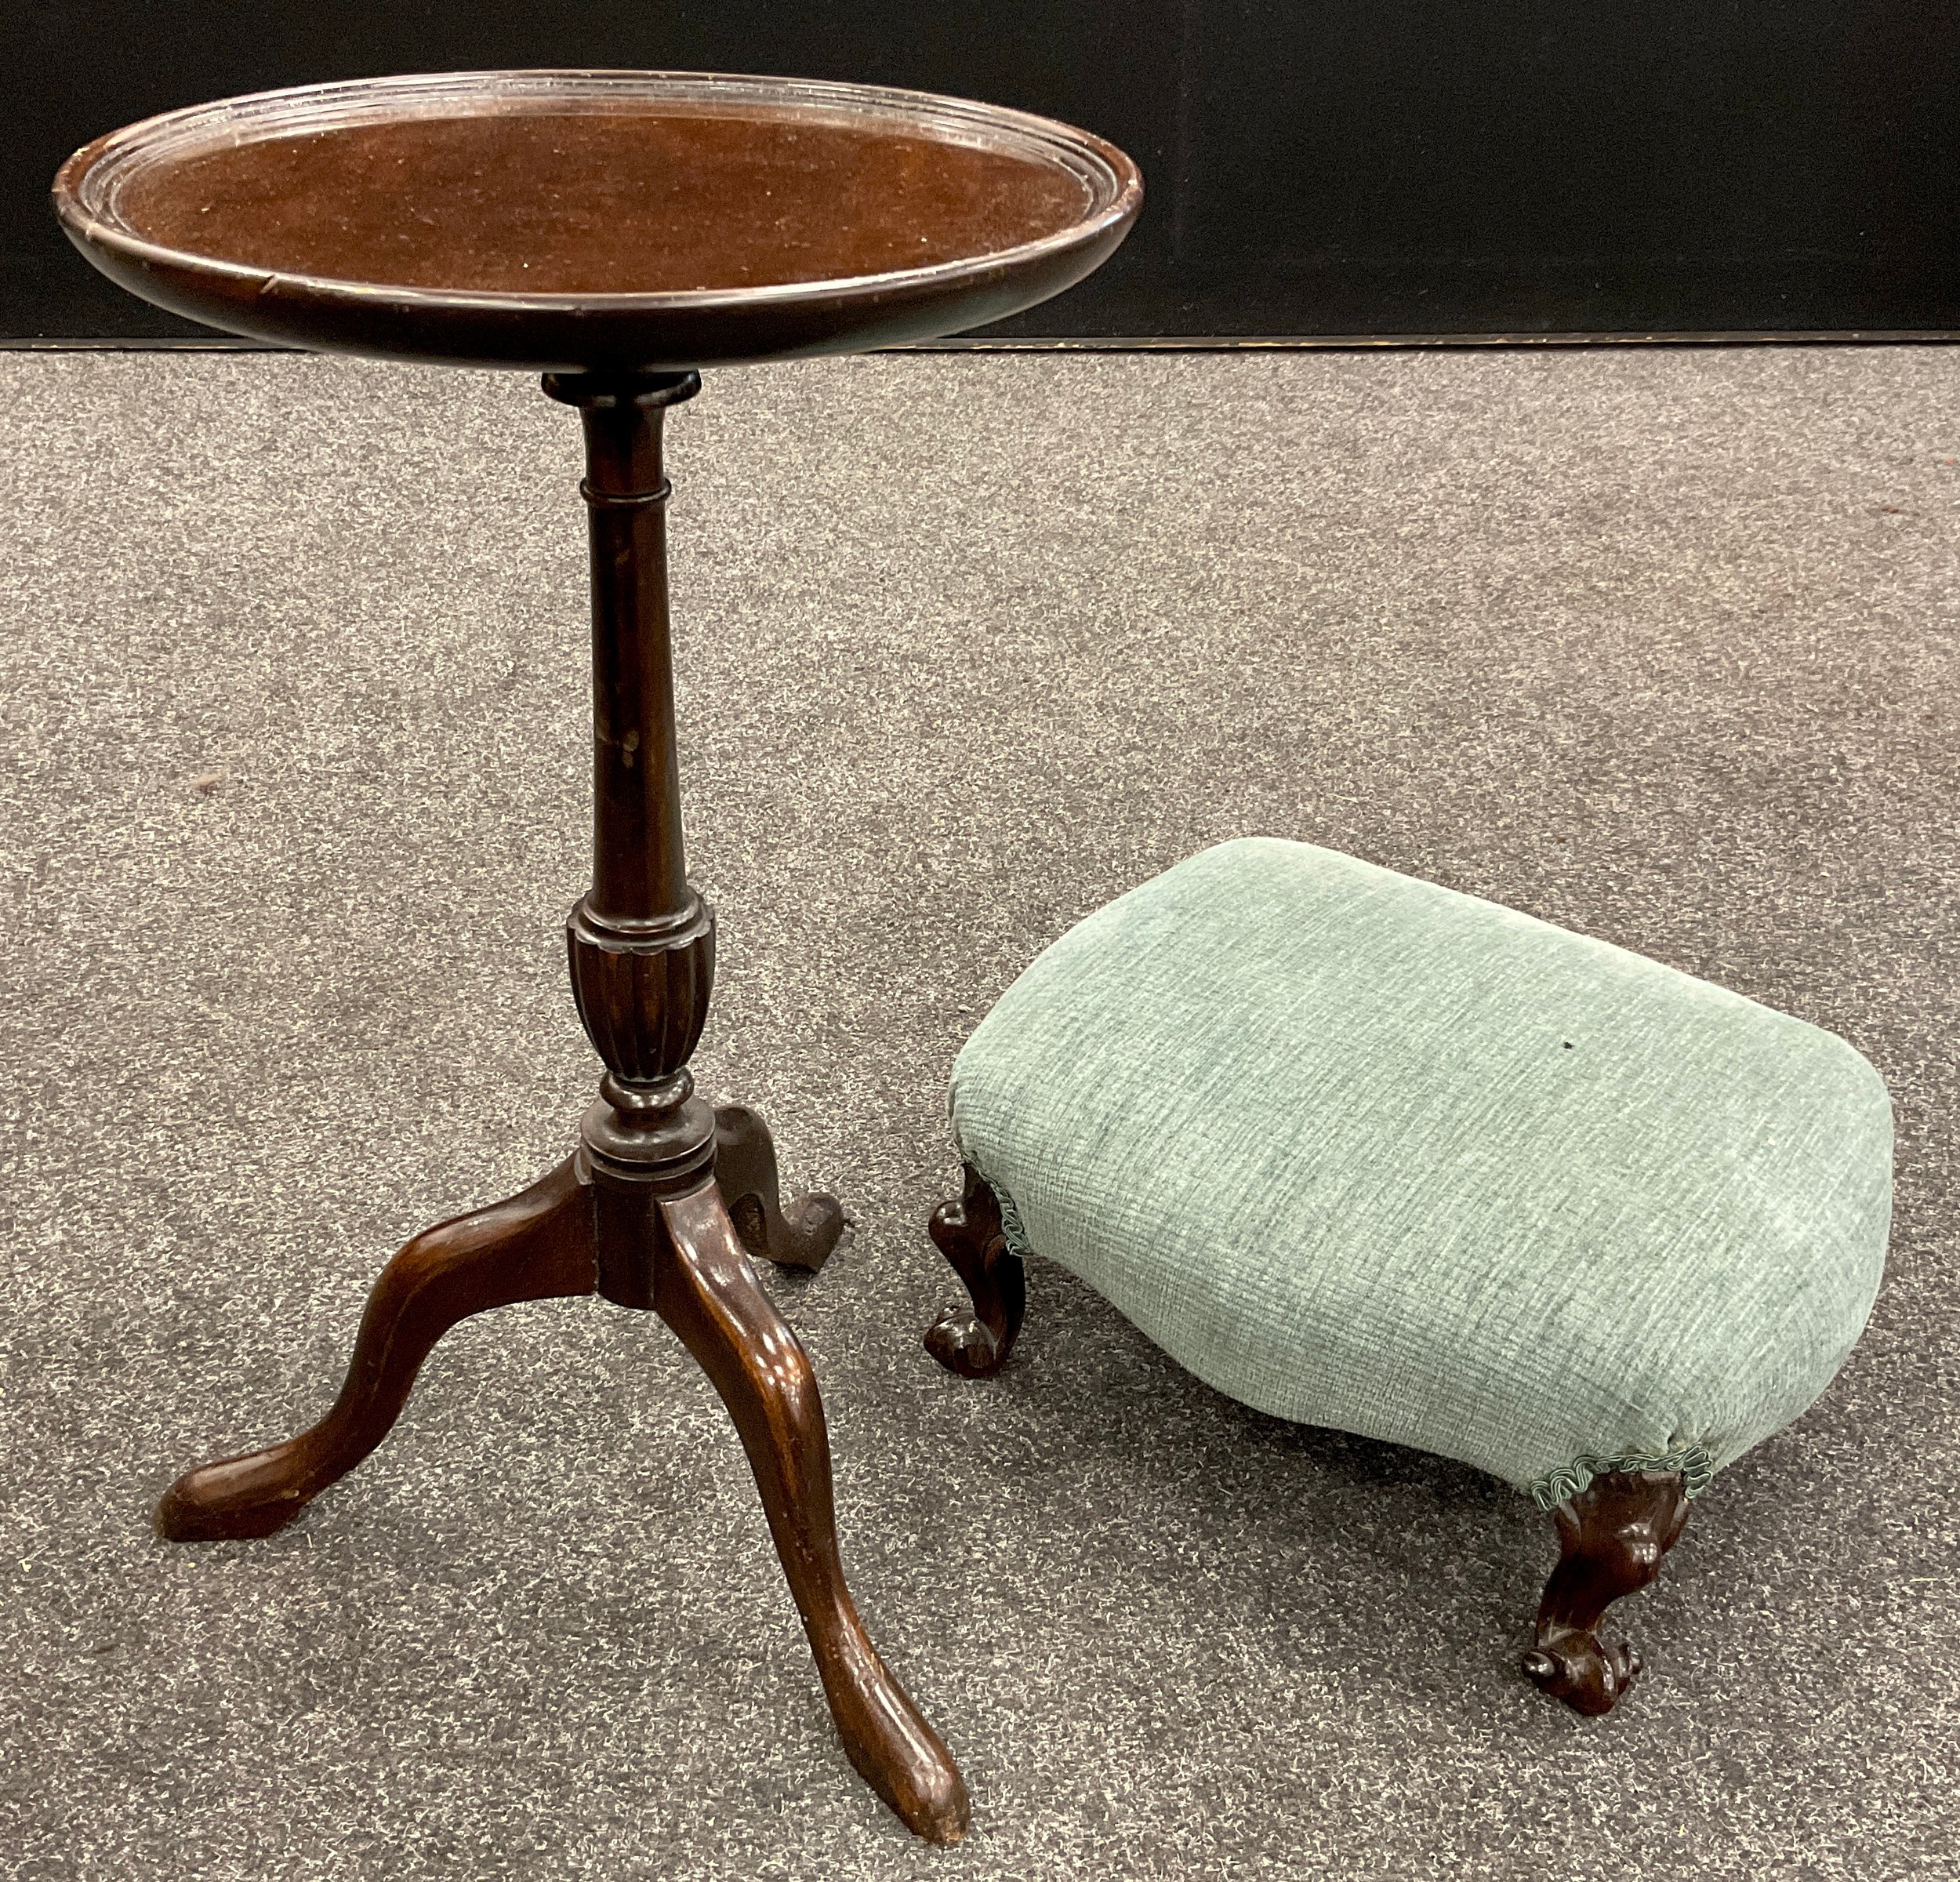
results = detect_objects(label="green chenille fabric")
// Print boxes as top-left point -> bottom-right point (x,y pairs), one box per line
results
949,839 -> 1892,1507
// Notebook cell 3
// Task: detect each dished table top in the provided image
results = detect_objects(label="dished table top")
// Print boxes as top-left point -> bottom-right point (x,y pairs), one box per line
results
54,70 -> 1142,371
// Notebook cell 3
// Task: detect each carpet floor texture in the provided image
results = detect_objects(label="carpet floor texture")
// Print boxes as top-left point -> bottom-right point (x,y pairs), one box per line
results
1,347 -> 1955,1880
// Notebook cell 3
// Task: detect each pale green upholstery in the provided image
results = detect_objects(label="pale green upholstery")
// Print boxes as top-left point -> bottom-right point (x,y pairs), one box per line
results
949,838 -> 1890,1506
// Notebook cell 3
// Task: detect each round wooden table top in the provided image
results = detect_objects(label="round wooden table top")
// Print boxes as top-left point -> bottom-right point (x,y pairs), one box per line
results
53,70 -> 1142,372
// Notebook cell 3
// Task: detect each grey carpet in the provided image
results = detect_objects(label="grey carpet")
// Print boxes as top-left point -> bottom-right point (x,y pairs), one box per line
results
1,347 -> 1955,1880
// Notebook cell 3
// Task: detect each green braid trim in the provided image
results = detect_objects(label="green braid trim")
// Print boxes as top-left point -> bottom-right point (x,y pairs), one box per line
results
1528,1442 -> 1716,1512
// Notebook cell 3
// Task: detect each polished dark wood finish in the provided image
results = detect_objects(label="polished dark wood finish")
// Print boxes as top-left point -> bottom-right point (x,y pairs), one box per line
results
1523,1468 -> 1691,1716
113,112 -> 1087,296
546,367 -> 699,924
141,366 -> 971,1843
715,1104 -> 848,1275
654,1178 -> 967,1841
64,74 -> 1145,1837
53,71 -> 1142,370
155,1158 -> 597,1543
923,1164 -> 1025,1379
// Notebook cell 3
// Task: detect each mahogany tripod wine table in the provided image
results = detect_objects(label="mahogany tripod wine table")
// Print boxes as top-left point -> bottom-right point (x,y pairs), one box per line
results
55,68 -> 1141,1844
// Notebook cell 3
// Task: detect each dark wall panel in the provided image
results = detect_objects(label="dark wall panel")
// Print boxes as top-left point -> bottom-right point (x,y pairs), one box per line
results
6,2 -> 1957,340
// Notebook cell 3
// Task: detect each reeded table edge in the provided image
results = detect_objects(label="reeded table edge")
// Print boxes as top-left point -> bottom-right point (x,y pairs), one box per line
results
52,68 -> 1145,318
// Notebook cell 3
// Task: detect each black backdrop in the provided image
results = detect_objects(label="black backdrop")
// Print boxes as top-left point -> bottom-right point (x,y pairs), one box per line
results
9,2 -> 1958,341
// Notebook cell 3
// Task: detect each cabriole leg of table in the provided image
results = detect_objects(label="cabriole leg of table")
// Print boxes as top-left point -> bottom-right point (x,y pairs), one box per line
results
154,1159 -> 598,1540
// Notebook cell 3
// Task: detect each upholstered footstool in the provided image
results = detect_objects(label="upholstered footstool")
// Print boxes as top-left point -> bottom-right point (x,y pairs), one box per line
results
923,838 -> 1891,1713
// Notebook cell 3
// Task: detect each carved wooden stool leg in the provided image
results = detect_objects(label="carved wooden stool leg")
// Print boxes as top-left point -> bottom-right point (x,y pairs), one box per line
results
713,1103 -> 848,1273
155,1159 -> 596,1542
650,1179 -> 970,1844
923,1164 -> 1025,1379
1522,1467 -> 1691,1715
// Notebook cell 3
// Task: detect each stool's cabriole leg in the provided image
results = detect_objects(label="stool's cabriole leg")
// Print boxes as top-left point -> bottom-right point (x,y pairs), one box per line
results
1523,1468 -> 1690,1715
924,1164 -> 1025,1378
154,1159 -> 597,1541
545,369 -> 967,1840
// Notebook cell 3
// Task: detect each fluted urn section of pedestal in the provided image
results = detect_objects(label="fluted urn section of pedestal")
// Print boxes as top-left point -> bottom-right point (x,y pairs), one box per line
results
567,891 -> 716,1083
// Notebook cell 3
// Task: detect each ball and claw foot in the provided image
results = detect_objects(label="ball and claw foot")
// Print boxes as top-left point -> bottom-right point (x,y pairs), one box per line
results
1522,1467 -> 1691,1717
1521,1633 -> 1645,1717
713,1103 -> 848,1274
923,1164 -> 1025,1379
